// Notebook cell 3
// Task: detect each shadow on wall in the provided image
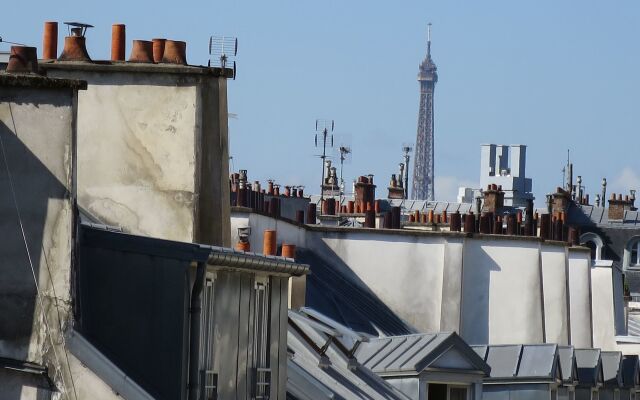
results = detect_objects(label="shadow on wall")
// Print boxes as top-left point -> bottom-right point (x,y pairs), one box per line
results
296,238 -> 416,336
459,243 -> 500,345
0,120 -> 68,363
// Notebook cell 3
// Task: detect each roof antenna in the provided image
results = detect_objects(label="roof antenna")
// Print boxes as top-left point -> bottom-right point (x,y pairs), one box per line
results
427,22 -> 432,57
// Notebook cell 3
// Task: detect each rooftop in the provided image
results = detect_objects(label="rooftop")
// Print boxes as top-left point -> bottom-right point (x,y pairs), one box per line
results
0,72 -> 87,90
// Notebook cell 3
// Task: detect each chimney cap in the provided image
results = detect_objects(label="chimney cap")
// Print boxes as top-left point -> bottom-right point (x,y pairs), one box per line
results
63,22 -> 93,37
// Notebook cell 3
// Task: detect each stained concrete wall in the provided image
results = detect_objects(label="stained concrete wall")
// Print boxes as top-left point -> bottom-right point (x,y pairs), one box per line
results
541,245 -> 570,344
592,261 -> 617,350
461,239 -> 544,344
568,248 -> 594,347
45,65 -> 230,247
308,229 -> 448,333
232,210 -> 608,348
0,83 -> 77,397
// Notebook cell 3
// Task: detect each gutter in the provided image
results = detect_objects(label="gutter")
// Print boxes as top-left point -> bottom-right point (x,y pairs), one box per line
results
188,261 -> 206,400
207,251 -> 309,276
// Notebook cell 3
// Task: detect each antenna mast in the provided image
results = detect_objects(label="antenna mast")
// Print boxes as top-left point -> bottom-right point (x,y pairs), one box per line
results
315,119 -> 334,203
402,145 -> 413,199
338,145 -> 352,205
427,22 -> 432,57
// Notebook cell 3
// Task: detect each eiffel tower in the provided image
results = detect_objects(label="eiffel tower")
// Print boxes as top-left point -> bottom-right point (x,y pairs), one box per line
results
411,23 -> 438,200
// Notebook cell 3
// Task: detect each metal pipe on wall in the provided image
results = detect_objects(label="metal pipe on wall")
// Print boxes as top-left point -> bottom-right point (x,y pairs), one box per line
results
188,261 -> 206,400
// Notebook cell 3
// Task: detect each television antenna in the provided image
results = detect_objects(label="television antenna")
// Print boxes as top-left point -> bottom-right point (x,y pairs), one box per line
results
401,144 -> 413,199
209,35 -> 238,79
315,119 -> 334,203
0,36 -> 27,47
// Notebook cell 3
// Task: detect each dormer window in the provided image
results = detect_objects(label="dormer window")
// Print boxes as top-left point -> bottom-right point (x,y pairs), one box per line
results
628,238 -> 640,268
580,233 -> 604,261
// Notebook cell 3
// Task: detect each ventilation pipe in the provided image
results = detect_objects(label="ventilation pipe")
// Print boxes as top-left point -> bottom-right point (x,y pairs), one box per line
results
263,230 -> 277,256
111,24 -> 126,61
282,244 -> 296,260
42,21 -> 58,59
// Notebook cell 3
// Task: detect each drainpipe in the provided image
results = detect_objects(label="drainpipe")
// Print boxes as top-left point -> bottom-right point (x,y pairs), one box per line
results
188,261 -> 206,400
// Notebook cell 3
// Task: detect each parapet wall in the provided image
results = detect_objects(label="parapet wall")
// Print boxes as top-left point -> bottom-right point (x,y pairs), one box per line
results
231,208 -> 616,348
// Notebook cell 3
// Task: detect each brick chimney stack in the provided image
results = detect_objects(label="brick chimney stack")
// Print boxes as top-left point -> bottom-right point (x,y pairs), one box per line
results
481,184 -> 505,214
608,193 -> 636,220
551,187 -> 571,217
388,174 -> 404,199
355,175 -> 376,213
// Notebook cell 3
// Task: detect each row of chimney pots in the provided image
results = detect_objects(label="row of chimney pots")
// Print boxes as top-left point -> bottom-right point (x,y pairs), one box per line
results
6,21 -> 188,74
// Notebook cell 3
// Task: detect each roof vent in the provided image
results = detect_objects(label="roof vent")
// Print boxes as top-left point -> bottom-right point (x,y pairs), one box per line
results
6,46 -> 39,74
58,22 -> 92,62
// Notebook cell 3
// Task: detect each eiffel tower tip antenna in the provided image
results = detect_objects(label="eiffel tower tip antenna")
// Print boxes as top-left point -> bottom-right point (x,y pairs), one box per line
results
427,22 -> 432,55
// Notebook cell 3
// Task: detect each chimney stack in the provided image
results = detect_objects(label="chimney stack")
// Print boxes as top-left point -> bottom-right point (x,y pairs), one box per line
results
59,26 -> 91,61
608,192 -> 635,220
111,24 -> 126,61
6,46 -> 39,74
42,21 -> 58,59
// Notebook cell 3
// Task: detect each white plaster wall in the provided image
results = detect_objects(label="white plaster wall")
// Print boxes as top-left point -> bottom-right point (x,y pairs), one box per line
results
461,239 -> 543,344
541,245 -> 570,344
591,262 -> 617,350
311,231 -> 446,333
440,240 -> 465,332
568,249 -> 593,347
75,83 -> 198,242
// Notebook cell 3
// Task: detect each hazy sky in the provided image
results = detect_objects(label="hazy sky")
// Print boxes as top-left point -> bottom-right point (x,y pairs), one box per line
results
3,1 -> 640,203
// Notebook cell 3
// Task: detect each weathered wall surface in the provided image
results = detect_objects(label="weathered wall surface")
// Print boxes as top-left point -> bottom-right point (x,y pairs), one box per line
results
0,86 -> 76,396
46,68 -> 230,246
461,239 -> 543,344
307,230 -> 447,333
233,211 -> 612,348
591,261 -> 617,350
210,270 -> 289,400
541,245 -> 570,344
568,249 -> 593,347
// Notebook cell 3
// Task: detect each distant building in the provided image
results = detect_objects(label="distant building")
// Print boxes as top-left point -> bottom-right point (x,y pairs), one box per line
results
480,144 -> 533,208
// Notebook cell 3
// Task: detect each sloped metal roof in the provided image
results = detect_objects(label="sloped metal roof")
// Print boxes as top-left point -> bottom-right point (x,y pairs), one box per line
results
601,351 -> 623,388
558,346 -> 578,385
356,333 -> 490,376
80,222 -> 310,276
575,349 -> 604,387
567,204 -> 640,229
287,311 -> 412,400
473,344 -> 559,382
